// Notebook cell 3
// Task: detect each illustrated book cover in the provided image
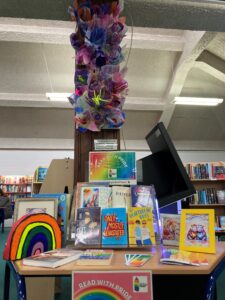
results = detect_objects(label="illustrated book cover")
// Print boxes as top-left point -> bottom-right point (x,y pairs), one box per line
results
125,253 -> 153,267
76,249 -> 114,265
160,248 -> 208,266
127,207 -> 156,246
219,216 -> 225,230
74,207 -> 101,247
111,185 -> 131,208
89,151 -> 137,184
179,209 -> 216,254
80,186 -> 112,208
161,213 -> 181,246
22,248 -> 82,268
72,270 -> 153,300
131,185 -> 156,208
101,207 -> 128,247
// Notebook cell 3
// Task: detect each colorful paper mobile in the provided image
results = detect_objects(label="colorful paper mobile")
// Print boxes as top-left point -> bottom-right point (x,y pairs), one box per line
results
69,0 -> 128,132
3,213 -> 61,261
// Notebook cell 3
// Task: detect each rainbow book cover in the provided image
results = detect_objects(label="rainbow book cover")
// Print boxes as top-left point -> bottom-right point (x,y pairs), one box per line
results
101,208 -> 128,247
72,270 -> 153,300
80,186 -> 112,208
127,207 -> 156,246
89,151 -> 137,184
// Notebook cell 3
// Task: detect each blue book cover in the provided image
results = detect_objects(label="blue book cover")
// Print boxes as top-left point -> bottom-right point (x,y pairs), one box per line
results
101,207 -> 128,247
33,193 -> 70,246
37,167 -> 48,182
131,185 -> 156,207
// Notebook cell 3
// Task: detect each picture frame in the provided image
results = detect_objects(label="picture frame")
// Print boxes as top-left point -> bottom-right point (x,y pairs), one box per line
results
72,270 -> 153,300
161,213 -> 181,246
179,209 -> 216,254
13,197 -> 58,222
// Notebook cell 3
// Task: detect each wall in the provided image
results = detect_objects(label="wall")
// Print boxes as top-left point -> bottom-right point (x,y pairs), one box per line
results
0,149 -> 224,175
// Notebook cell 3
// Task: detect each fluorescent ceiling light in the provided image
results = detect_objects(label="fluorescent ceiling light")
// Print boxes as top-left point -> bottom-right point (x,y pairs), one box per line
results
46,93 -> 71,102
172,97 -> 223,106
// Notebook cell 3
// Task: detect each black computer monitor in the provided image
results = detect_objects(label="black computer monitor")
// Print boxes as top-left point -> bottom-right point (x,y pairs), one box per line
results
137,122 -> 195,208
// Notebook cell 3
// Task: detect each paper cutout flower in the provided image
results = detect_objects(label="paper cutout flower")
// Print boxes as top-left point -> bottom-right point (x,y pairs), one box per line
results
69,0 -> 128,132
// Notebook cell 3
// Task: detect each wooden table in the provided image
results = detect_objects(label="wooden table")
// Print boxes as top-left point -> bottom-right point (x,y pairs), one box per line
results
7,243 -> 225,300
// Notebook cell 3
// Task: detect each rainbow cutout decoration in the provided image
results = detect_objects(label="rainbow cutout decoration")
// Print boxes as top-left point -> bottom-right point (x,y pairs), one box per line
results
3,213 -> 61,261
74,285 -> 123,300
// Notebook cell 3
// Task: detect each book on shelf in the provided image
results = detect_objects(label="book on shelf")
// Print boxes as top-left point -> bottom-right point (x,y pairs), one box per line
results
74,207 -> 101,247
101,207 -> 128,247
131,185 -> 156,207
22,248 -> 82,268
161,214 -> 181,246
160,248 -> 208,266
212,162 -> 225,179
127,207 -> 156,246
188,188 -> 218,205
80,186 -> 112,208
219,216 -> 225,230
76,249 -> 114,265
111,186 -> 131,208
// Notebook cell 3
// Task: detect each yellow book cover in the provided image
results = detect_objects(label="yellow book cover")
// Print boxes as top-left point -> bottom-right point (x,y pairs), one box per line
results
127,207 -> 156,246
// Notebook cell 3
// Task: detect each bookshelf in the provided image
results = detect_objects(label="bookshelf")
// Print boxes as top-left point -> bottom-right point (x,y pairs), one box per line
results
0,175 -> 32,205
185,162 -> 225,237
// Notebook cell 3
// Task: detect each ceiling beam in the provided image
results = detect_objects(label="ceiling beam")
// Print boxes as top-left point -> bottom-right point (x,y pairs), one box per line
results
0,93 -> 164,111
159,31 -> 218,128
0,17 -> 184,51
194,50 -> 225,83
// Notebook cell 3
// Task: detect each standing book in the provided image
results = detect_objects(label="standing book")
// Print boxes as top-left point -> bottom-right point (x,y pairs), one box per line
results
101,207 -> 128,247
74,207 -> 101,247
80,186 -> 112,208
111,186 -> 131,208
22,248 -> 82,268
127,207 -> 156,246
161,214 -> 181,246
131,185 -> 156,208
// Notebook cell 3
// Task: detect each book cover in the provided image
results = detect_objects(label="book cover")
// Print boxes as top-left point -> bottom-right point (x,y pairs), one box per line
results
72,270 -> 153,300
131,185 -> 156,207
101,207 -> 128,247
160,248 -> 208,266
127,207 -> 156,246
76,249 -> 114,265
33,194 -> 71,246
80,186 -> 112,208
111,186 -> 131,208
89,151 -> 137,184
75,207 -> 101,247
37,167 -> 48,182
22,248 -> 82,268
219,216 -> 225,230
161,214 -> 181,246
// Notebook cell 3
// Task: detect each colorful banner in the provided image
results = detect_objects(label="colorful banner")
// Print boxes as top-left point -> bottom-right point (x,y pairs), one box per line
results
72,270 -> 153,300
89,151 -> 136,184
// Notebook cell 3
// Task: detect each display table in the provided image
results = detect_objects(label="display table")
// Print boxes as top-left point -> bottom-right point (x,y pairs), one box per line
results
4,243 -> 225,300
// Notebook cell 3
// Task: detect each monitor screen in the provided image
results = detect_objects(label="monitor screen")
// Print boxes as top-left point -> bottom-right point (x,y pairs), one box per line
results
137,122 -> 195,208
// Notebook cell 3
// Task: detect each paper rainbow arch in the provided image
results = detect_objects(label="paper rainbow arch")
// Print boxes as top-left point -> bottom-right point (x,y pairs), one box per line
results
3,213 -> 61,261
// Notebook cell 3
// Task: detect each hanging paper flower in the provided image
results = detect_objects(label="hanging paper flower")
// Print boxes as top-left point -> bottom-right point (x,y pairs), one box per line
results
69,0 -> 128,132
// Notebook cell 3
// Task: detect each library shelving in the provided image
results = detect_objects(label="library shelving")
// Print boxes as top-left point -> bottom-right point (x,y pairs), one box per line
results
0,175 -> 33,204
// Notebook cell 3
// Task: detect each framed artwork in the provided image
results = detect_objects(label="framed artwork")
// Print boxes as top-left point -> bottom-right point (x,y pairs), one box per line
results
179,209 -> 216,254
72,270 -> 153,300
14,197 -> 58,222
161,213 -> 181,246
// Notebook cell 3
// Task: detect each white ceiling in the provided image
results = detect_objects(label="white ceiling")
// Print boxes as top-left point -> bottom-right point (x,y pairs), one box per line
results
0,1 -> 225,151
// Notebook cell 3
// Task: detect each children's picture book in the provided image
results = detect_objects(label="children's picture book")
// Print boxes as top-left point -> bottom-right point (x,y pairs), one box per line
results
33,194 -> 71,246
125,253 -> 153,267
161,214 -> 181,246
111,186 -> 131,208
74,207 -> 101,247
219,216 -> 225,230
76,249 -> 114,265
89,151 -> 137,184
23,248 -> 82,268
36,167 -> 48,182
101,207 -> 128,247
127,207 -> 156,246
131,185 -> 156,208
179,209 -> 216,254
160,248 -> 208,266
80,186 -> 112,208
72,270 -> 153,300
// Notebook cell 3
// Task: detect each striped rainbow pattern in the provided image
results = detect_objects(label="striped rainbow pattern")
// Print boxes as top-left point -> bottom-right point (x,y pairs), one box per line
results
3,213 -> 61,261
74,285 -> 122,300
